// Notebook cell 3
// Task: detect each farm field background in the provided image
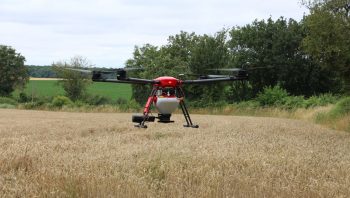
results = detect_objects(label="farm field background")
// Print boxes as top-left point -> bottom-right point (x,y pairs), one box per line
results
14,79 -> 132,100
0,109 -> 349,197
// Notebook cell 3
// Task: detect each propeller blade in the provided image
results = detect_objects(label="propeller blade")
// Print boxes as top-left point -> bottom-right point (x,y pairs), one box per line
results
207,68 -> 244,72
107,67 -> 144,72
204,75 -> 231,79
121,67 -> 144,71
179,73 -> 232,79
65,68 -> 92,74
246,66 -> 275,70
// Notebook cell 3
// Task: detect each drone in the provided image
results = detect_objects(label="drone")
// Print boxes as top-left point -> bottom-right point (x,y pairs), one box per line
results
71,67 -> 248,128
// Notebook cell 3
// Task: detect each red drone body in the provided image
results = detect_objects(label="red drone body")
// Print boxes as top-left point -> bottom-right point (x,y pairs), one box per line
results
140,76 -> 191,128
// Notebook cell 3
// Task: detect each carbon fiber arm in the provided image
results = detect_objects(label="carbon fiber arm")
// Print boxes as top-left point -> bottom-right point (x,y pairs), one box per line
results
182,76 -> 247,84
92,78 -> 157,84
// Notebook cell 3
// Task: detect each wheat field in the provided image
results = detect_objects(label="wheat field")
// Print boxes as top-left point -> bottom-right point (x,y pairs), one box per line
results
0,109 -> 350,197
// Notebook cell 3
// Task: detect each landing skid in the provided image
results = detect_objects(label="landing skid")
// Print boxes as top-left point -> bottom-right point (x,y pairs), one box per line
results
134,124 -> 148,128
158,120 -> 174,123
184,124 -> 199,128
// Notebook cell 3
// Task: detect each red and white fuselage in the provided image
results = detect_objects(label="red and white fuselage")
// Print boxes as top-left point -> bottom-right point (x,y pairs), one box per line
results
143,76 -> 182,115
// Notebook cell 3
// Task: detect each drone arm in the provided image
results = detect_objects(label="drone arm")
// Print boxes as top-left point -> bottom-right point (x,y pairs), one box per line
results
182,76 -> 247,84
127,77 -> 158,84
92,78 -> 156,84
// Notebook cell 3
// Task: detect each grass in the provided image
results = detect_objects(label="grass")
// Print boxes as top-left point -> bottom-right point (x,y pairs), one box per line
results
314,97 -> 350,132
13,80 -> 132,100
0,109 -> 350,197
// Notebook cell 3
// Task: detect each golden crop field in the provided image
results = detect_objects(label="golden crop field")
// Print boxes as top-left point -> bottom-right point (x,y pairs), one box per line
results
0,109 -> 350,197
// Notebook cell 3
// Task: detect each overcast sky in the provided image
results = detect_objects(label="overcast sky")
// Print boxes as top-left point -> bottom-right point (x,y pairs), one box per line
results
0,0 -> 308,67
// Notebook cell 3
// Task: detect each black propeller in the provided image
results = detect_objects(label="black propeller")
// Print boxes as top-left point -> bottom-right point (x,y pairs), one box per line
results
207,68 -> 245,72
64,67 -> 144,81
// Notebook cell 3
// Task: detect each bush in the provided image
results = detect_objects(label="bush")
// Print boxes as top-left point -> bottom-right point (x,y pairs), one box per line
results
52,96 -> 73,108
304,94 -> 338,108
115,98 -> 128,105
314,97 -> 350,132
282,96 -> 305,109
126,99 -> 141,110
234,100 -> 260,109
18,92 -> 30,103
84,95 -> 111,106
0,97 -> 17,105
256,85 -> 289,106
117,99 -> 141,111
21,101 -> 45,109
329,97 -> 350,118
0,104 -> 16,109
73,100 -> 88,108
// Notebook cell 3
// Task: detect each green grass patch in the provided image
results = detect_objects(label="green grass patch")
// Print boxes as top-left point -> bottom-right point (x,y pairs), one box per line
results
0,104 -> 16,109
0,97 -> 17,105
14,80 -> 132,100
87,82 -> 131,100
328,97 -> 350,117
315,97 -> 350,132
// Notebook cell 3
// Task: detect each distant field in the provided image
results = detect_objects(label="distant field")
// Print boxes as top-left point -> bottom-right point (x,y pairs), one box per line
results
14,80 -> 132,100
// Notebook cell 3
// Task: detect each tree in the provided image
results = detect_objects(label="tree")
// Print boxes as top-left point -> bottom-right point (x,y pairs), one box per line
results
0,45 -> 28,96
228,17 -> 340,97
125,44 -> 161,105
302,0 -> 350,93
187,30 -> 230,104
126,31 -> 231,106
53,56 -> 92,101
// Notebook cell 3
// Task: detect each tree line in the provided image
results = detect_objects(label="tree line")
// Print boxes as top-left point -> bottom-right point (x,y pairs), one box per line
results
1,0 -> 349,105
27,65 -> 57,78
126,0 -> 349,105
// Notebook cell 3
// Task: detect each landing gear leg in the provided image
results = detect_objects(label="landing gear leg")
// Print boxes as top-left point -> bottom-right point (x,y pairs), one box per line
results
134,88 -> 157,128
176,87 -> 199,128
179,100 -> 199,128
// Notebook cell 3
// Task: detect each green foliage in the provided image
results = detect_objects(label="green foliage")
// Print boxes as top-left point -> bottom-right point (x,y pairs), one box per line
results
255,85 -> 337,109
302,0 -> 350,93
187,31 -> 229,103
303,93 -> 338,108
233,100 -> 260,109
0,45 -> 29,96
115,98 -> 128,105
126,17 -> 346,106
53,56 -> 92,101
256,85 -> 289,106
51,96 -> 73,108
27,65 -> 57,78
329,97 -> 350,117
0,104 -> 16,109
281,96 -> 306,109
126,31 -> 230,105
225,82 -> 254,103
126,99 -> 141,110
315,97 -> 350,131
18,92 -> 30,103
0,97 -> 17,105
84,95 -> 111,106
229,17 -> 340,96
22,101 -> 46,109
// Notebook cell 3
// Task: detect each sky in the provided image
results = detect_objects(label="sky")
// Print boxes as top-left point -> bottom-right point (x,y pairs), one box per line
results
0,0 -> 308,67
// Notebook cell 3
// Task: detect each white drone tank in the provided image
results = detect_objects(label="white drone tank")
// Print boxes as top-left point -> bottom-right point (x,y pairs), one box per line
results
155,97 -> 179,114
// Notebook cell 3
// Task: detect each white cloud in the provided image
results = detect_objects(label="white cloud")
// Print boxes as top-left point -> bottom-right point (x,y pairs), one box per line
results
0,0 -> 308,67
